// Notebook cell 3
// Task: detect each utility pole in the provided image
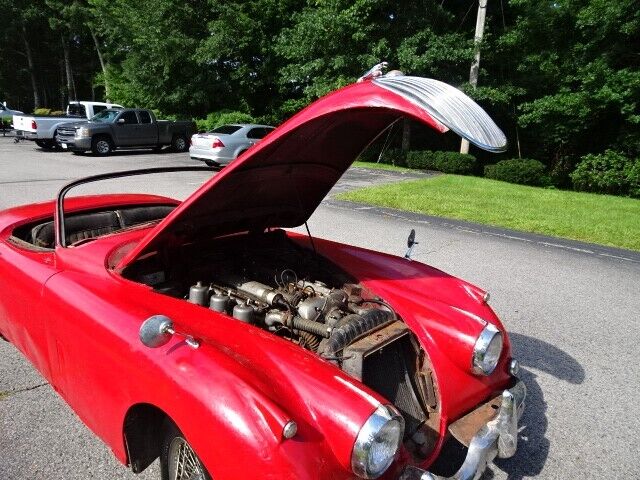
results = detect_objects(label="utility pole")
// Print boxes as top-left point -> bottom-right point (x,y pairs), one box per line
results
460,0 -> 488,154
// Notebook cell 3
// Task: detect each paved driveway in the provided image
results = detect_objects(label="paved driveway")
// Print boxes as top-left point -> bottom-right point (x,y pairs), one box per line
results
1,137 -> 638,479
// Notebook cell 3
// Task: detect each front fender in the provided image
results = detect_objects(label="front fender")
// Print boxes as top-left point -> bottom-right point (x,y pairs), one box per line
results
128,341 -> 352,479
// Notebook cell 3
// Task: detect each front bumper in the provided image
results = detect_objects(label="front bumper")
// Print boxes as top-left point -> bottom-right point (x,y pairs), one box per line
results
401,380 -> 526,480
55,135 -> 92,150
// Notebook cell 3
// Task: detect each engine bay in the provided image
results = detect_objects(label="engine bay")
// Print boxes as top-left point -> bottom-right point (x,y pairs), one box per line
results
129,230 -> 438,450
152,229 -> 397,359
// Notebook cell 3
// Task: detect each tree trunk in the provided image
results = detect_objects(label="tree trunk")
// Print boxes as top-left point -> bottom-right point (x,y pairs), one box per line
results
22,25 -> 40,109
61,34 -> 77,101
59,60 -> 66,109
461,0 -> 488,154
89,27 -> 110,102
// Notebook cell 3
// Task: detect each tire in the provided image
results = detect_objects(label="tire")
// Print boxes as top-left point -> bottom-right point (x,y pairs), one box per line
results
160,422 -> 212,480
204,160 -> 218,168
172,134 -> 188,152
91,136 -> 113,156
35,140 -> 59,150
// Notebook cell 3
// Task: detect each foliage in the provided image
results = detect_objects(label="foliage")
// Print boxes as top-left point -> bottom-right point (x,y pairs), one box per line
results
493,0 -> 640,174
0,0 -> 638,197
31,108 -> 63,116
406,150 -> 438,170
407,151 -> 477,175
570,151 -> 640,197
484,159 -> 550,186
194,111 -> 257,132
358,147 -> 407,167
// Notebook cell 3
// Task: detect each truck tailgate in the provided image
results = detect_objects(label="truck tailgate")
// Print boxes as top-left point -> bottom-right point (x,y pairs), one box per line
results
13,115 -> 35,132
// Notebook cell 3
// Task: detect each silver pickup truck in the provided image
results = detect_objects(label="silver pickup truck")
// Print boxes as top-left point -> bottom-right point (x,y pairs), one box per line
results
55,108 -> 195,155
13,101 -> 124,149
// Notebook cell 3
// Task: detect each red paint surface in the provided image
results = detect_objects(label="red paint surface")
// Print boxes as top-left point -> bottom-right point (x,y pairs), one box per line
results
0,81 -> 516,478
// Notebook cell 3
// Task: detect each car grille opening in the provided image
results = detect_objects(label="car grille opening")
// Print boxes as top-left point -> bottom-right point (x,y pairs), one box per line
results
343,322 -> 428,440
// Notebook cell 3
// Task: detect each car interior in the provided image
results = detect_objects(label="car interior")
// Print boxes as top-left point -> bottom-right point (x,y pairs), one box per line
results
11,205 -> 176,249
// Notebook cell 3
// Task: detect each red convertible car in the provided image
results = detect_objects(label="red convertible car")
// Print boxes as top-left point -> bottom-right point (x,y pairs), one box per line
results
0,73 -> 525,480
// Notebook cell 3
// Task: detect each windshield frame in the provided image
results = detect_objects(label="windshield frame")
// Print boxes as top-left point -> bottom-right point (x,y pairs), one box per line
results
55,167 -> 213,248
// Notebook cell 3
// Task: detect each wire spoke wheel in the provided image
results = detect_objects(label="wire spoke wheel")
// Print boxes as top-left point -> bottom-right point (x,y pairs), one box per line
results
168,436 -> 207,480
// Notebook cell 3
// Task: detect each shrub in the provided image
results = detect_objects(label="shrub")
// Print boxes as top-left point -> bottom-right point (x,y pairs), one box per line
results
437,151 -> 477,174
627,161 -> 640,198
570,150 -> 640,197
484,164 -> 497,179
407,150 -> 477,174
406,150 -> 439,170
33,108 -> 51,116
194,110 -> 256,132
50,110 -> 64,116
484,158 -> 550,186
358,147 -> 407,166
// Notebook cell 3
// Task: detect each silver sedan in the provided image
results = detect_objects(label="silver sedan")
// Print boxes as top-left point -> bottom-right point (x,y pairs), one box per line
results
189,124 -> 275,167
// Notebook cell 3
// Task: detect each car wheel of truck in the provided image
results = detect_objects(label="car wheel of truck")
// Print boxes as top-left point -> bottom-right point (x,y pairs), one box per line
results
35,140 -> 59,150
92,136 -> 112,156
161,422 -> 212,480
172,135 -> 188,152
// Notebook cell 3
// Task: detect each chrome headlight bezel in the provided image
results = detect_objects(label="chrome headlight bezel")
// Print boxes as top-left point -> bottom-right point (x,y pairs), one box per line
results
351,404 -> 404,479
472,324 -> 503,375
76,127 -> 90,138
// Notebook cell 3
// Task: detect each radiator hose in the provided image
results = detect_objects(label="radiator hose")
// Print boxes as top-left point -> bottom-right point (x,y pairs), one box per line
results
320,309 -> 394,360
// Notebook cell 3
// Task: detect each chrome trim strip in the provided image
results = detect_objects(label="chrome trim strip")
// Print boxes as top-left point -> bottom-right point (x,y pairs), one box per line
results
373,76 -> 507,153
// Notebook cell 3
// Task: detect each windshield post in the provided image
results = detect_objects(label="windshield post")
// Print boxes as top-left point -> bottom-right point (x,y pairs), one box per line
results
55,167 -> 213,248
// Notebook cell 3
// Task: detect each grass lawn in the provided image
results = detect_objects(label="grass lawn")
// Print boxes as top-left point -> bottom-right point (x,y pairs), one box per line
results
352,161 -> 411,172
337,174 -> 640,251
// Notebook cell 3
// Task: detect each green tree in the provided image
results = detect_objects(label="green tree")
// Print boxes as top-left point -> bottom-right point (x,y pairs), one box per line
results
88,0 -> 212,115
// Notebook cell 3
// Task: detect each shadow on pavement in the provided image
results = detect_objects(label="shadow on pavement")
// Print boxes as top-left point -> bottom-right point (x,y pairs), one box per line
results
488,332 -> 585,479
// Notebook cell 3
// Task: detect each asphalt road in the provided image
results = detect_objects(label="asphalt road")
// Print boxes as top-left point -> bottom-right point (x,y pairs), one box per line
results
1,136 -> 639,479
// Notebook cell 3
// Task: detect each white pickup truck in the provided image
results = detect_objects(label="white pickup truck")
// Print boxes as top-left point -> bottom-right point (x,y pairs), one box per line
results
13,101 -> 123,149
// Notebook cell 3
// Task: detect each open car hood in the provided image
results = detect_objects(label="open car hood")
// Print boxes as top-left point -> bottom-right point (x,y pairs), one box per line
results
117,76 -> 506,270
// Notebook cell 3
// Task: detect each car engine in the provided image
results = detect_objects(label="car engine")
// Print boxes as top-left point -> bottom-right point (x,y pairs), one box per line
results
185,273 -> 396,358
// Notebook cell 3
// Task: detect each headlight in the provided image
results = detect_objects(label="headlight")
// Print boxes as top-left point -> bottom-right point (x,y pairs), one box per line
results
351,404 -> 404,479
472,324 -> 503,375
76,127 -> 90,138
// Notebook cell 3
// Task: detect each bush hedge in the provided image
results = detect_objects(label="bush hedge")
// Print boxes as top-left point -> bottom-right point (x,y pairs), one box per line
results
195,110 -> 256,132
570,150 -> 640,197
484,158 -> 550,186
406,150 -> 477,175
358,147 -> 407,166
